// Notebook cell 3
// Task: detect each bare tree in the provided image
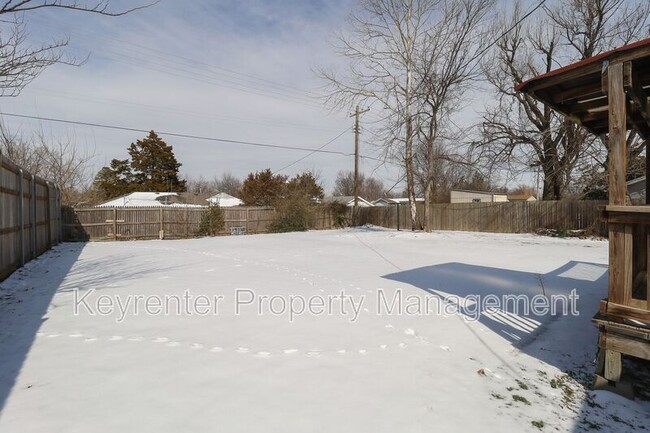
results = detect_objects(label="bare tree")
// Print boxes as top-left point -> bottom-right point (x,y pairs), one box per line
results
185,175 -> 214,195
414,0 -> 493,230
0,0 -> 157,97
0,122 -> 95,204
212,172 -> 242,197
333,170 -> 385,201
319,0 -> 436,230
477,0 -> 649,200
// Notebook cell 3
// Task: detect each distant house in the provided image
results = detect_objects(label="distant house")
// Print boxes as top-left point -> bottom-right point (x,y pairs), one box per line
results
627,176 -> 646,204
449,189 -> 508,203
326,196 -> 374,207
96,192 -> 204,208
372,197 -> 425,206
507,194 -> 537,202
206,192 -> 243,207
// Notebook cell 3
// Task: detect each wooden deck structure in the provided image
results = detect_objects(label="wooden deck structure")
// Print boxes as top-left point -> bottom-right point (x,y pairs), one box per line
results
517,37 -> 650,397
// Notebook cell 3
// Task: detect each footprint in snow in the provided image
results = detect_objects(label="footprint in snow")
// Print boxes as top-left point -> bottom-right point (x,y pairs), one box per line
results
283,349 -> 298,354
69,333 -> 83,338
358,349 -> 368,354
127,336 -> 144,342
439,345 -> 450,351
190,343 -> 204,349
255,351 -> 271,358
152,337 -> 169,343
109,336 -> 123,341
337,349 -> 347,354
83,337 -> 97,342
236,347 -> 250,354
209,346 -> 223,353
385,324 -> 394,329
204,269 -> 215,273
379,344 -> 388,349
166,342 -> 180,347
306,351 -> 321,357
398,343 -> 407,348
47,334 -> 60,338
404,328 -> 417,336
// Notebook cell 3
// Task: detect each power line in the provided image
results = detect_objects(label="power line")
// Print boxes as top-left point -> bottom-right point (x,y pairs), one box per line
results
29,86 -> 341,133
30,17 -> 325,108
474,0 -> 547,60
0,112 -> 352,156
275,128 -> 351,173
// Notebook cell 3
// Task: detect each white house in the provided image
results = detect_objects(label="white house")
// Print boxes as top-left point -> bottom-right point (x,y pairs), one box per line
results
449,189 -> 508,203
327,196 -> 374,207
206,192 -> 243,207
372,197 -> 425,206
96,192 -> 204,208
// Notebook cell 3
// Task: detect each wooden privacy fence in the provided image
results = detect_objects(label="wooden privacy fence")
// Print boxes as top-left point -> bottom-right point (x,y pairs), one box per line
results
1,154 -> 62,280
62,206 -> 338,241
357,200 -> 608,235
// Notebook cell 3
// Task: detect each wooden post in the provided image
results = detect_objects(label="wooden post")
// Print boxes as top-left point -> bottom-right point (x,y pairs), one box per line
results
18,169 -> 24,265
159,208 -> 164,239
647,139 -> 650,205
113,207 -> 117,241
607,63 -> 627,206
604,349 -> 622,382
606,63 -> 628,306
29,175 -> 36,258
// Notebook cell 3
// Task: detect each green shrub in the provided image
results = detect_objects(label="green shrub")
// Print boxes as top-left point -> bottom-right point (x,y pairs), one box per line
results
198,205 -> 225,236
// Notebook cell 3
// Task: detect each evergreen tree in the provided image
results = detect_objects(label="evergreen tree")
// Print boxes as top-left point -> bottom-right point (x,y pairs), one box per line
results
239,169 -> 288,206
128,131 -> 186,192
92,131 -> 186,201
286,172 -> 324,200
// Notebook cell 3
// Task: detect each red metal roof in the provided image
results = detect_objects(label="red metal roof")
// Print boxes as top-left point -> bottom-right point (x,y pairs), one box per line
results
515,37 -> 650,92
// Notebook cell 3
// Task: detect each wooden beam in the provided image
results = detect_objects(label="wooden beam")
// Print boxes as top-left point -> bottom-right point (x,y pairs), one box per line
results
622,62 -> 650,140
600,332 -> 650,361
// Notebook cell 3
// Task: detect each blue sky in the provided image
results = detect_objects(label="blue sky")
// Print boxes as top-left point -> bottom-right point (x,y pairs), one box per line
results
1,0 -> 381,192
0,0 -> 529,193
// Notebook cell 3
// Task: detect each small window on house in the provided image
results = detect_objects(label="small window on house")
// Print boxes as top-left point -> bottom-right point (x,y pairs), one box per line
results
472,198 -> 481,203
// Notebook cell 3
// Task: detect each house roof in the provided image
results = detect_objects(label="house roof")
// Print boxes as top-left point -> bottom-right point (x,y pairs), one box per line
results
208,192 -> 240,200
97,192 -> 204,208
450,189 -> 507,196
507,194 -> 536,201
515,37 -> 650,138
176,191 -> 213,205
627,176 -> 646,186
326,196 -> 373,206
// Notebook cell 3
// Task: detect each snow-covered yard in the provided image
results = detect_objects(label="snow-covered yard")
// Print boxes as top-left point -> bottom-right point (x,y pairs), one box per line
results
0,228 -> 648,432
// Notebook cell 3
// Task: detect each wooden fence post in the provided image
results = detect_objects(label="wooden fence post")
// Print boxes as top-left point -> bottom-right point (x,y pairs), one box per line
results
113,207 -> 117,241
18,169 -> 24,265
159,208 -> 164,239
29,175 -> 36,259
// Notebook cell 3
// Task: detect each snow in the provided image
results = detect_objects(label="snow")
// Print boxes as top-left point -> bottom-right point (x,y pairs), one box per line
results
96,192 -> 204,208
0,228 -> 648,432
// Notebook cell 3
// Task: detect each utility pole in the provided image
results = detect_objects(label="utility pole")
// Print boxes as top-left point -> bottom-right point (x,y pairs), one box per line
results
350,104 -> 370,209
